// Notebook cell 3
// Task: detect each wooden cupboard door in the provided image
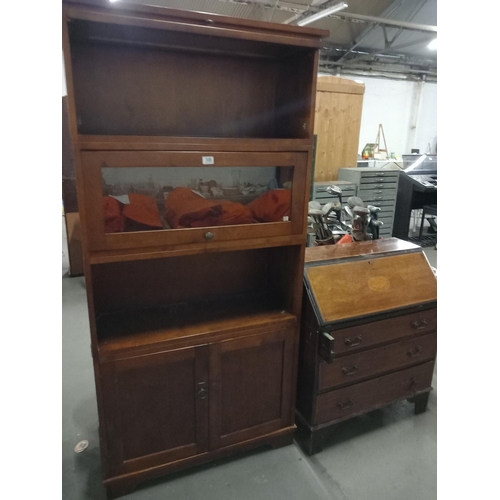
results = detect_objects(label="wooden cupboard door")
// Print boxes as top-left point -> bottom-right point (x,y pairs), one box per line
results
209,328 -> 296,450
100,345 -> 209,477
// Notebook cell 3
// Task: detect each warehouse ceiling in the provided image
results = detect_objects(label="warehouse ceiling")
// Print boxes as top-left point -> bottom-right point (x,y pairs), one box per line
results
116,0 -> 437,81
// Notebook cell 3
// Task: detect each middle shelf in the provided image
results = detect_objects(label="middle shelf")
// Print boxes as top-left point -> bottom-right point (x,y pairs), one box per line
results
92,245 -> 304,359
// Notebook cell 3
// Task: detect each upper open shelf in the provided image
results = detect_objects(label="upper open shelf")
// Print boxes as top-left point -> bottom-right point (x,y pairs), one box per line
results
67,18 -> 317,139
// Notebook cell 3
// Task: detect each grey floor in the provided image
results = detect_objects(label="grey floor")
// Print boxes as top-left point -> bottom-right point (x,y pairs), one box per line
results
62,218 -> 437,500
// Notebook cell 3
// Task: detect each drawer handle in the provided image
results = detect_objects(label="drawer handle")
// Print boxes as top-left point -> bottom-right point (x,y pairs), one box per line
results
205,232 -> 214,240
407,346 -> 422,358
411,319 -> 428,330
408,378 -> 417,392
197,382 -> 208,400
344,335 -> 362,347
337,399 -> 354,410
341,365 -> 359,376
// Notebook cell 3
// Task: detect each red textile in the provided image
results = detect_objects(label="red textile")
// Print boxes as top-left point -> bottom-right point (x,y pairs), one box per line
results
165,188 -> 222,229
337,234 -> 353,244
218,200 -> 254,226
246,189 -> 291,223
122,194 -> 163,229
103,196 -> 125,233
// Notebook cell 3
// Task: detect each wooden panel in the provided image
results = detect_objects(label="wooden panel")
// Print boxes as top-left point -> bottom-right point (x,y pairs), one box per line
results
64,2 -> 328,49
209,328 -> 295,449
64,0 -> 329,42
304,237 -> 420,264
327,308 -> 437,356
71,43 -> 278,138
65,212 -> 84,276
315,361 -> 435,425
100,345 -> 209,476
78,136 -> 313,152
316,81 -> 365,94
319,332 -> 437,391
88,234 -> 306,264
313,76 -> 364,181
92,249 -> 269,315
305,252 -> 437,324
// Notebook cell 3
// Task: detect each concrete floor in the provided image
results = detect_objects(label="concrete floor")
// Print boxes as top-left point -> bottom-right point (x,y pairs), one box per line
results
62,218 -> 437,500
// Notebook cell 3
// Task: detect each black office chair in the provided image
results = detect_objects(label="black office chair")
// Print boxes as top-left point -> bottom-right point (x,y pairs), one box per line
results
419,204 -> 437,240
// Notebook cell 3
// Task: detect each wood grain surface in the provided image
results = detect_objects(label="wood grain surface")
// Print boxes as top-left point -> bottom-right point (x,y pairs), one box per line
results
313,76 -> 365,181
305,252 -> 437,323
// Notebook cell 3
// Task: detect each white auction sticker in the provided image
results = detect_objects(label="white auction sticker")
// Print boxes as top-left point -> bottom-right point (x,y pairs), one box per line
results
202,156 -> 214,165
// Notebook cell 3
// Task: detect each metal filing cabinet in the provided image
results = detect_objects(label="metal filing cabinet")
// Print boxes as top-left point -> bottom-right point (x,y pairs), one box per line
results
337,167 -> 400,238
312,180 -> 357,212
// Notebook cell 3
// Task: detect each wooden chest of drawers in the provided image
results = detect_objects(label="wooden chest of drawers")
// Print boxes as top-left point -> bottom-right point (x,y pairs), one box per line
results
295,238 -> 437,455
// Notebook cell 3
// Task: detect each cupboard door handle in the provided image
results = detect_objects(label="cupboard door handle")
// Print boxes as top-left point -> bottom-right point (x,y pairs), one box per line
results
344,335 -> 362,347
407,346 -> 422,358
341,365 -> 359,376
337,399 -> 354,410
197,382 -> 208,400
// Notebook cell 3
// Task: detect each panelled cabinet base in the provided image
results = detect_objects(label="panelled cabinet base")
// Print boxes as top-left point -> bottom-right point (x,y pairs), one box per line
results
104,427 -> 295,499
296,238 -> 437,456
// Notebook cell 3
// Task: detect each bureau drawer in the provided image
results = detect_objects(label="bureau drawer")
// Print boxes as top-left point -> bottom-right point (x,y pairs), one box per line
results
326,308 -> 437,355
315,361 -> 434,424
318,332 -> 436,392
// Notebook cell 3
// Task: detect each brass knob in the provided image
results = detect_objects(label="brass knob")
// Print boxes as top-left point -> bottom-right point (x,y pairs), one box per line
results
205,232 -> 214,240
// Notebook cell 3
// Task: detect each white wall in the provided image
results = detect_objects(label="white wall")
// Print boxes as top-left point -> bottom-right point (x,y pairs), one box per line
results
338,75 -> 437,157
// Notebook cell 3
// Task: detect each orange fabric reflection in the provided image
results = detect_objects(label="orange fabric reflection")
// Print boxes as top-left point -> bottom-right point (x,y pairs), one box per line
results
122,194 -> 163,228
246,189 -> 291,223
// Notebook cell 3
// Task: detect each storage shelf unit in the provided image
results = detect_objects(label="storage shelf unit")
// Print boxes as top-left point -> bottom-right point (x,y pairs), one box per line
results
337,167 -> 400,238
62,1 -> 327,498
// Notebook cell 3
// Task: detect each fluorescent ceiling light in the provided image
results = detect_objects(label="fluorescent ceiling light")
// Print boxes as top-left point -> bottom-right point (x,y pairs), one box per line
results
428,38 -> 437,50
297,2 -> 348,27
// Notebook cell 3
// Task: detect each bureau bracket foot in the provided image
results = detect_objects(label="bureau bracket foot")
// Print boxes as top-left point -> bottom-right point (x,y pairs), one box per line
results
295,417 -> 336,456
412,391 -> 430,415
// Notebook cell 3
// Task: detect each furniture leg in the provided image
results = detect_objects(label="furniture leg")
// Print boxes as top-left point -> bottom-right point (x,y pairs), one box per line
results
413,391 -> 430,415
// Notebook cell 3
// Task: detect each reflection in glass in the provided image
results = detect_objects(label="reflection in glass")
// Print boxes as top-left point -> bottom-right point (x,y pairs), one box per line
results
101,166 -> 293,233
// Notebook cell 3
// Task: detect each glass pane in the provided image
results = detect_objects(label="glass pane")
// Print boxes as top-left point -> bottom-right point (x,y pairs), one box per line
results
101,166 -> 293,233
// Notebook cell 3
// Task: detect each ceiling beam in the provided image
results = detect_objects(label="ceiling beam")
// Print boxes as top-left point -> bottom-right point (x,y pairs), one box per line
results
333,12 -> 436,33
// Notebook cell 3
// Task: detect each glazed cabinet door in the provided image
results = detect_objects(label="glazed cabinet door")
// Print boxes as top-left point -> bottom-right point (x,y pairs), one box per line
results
209,328 -> 296,450
100,345 -> 209,477
80,151 -> 308,252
